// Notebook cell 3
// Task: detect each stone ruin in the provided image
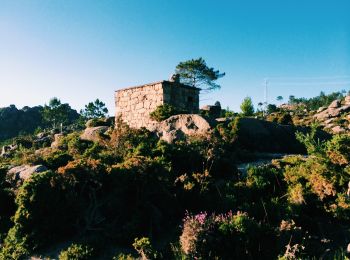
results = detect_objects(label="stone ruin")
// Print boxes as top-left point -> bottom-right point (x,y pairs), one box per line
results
115,79 -> 200,129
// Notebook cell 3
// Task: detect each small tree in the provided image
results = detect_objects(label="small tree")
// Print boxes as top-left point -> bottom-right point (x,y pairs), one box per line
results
240,97 -> 255,116
277,96 -> 283,103
266,104 -> 278,114
289,95 -> 296,105
214,101 -> 221,107
81,99 -> 108,119
42,98 -> 75,129
175,57 -> 225,92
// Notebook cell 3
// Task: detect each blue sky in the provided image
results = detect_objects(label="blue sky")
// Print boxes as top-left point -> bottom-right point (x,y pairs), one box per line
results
0,0 -> 349,114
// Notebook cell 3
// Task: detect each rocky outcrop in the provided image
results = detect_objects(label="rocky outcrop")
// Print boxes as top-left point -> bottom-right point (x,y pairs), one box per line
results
313,97 -> 350,133
51,133 -> 65,148
314,99 -> 350,121
345,96 -> 350,105
151,114 -> 211,143
331,125 -> 346,134
80,126 -> 109,143
7,165 -> 48,186
34,134 -> 53,148
328,99 -> 341,108
1,144 -> 18,158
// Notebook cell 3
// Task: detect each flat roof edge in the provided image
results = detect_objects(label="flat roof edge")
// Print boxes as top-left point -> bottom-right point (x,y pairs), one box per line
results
115,80 -> 200,92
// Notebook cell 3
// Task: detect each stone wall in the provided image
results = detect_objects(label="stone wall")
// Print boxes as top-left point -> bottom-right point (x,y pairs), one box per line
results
163,81 -> 200,113
115,80 -> 200,129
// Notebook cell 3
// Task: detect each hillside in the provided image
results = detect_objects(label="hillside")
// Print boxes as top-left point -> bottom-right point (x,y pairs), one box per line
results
0,97 -> 349,259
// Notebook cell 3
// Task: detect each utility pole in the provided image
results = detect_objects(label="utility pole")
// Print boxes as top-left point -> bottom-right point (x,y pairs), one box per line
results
263,78 -> 269,116
264,78 -> 268,107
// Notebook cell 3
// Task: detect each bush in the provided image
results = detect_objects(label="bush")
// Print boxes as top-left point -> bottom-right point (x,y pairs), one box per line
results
1,171 -> 80,257
13,136 -> 33,149
59,243 -> 94,260
113,253 -> 135,260
85,117 -> 112,127
149,104 -> 187,122
284,157 -> 337,203
326,134 -> 350,166
0,168 -> 16,238
267,112 -> 293,125
132,237 -> 158,259
57,132 -> 94,156
180,211 -> 277,259
296,124 -> 325,156
43,150 -> 73,170
246,165 -> 284,194
0,225 -> 30,260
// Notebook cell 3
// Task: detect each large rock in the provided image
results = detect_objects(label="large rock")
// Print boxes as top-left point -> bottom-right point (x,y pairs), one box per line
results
1,144 -> 18,158
331,126 -> 346,134
235,118 -> 330,154
51,133 -> 65,148
152,114 -> 211,143
34,136 -> 52,147
323,118 -> 334,125
317,106 -> 327,113
7,165 -> 47,184
328,99 -> 341,108
345,96 -> 350,105
80,126 -> 109,143
328,108 -> 342,118
313,102 -> 350,122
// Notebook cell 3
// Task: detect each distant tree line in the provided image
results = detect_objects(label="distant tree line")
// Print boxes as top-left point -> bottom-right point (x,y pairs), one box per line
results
288,90 -> 347,110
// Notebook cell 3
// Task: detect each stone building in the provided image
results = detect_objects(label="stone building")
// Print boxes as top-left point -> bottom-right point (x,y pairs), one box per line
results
115,79 -> 200,128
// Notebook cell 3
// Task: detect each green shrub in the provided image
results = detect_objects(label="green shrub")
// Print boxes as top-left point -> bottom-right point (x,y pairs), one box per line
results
86,117 -> 112,127
113,253 -> 135,260
246,165 -> 284,194
58,132 -> 94,156
0,171 -> 80,256
326,134 -> 350,166
132,237 -> 158,259
43,150 -> 73,170
13,135 -> 34,149
0,168 -> 16,237
284,157 -> 337,203
180,211 -> 277,259
149,104 -> 187,122
0,225 -> 30,260
58,243 -> 94,260
296,124 -> 325,156
267,112 -> 293,125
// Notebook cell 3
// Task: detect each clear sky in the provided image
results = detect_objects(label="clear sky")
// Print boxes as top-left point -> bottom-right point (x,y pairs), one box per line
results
0,0 -> 349,114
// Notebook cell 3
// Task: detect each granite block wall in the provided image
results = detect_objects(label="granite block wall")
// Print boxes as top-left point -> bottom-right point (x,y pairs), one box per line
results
115,81 -> 199,128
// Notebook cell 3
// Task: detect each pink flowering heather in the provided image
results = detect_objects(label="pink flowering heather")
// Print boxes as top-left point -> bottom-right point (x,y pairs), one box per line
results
194,212 -> 207,225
